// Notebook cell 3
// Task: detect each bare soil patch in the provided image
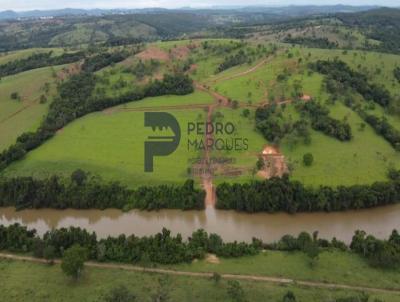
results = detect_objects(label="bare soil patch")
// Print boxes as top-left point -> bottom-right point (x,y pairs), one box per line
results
258,145 -> 288,179
205,253 -> 220,264
136,47 -> 170,62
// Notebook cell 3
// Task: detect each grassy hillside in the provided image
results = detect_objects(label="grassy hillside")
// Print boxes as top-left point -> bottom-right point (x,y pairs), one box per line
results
2,98 -> 207,187
0,65 -> 64,152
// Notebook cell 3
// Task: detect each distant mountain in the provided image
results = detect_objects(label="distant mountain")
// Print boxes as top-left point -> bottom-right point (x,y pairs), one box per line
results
0,5 -> 380,21
0,10 -> 18,20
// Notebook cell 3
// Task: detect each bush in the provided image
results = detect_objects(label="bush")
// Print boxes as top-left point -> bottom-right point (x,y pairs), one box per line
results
303,153 -> 314,166
102,285 -> 136,302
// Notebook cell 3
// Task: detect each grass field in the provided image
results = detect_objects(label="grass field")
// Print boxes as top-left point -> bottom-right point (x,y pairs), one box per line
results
281,102 -> 400,186
0,48 -> 65,65
1,257 -> 399,302
1,40 -> 400,188
0,65 -> 64,152
211,107 -> 266,184
168,249 -> 400,291
2,98 -> 208,187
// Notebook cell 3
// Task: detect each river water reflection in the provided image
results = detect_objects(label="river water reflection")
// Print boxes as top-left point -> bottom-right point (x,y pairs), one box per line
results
1,205 -> 399,244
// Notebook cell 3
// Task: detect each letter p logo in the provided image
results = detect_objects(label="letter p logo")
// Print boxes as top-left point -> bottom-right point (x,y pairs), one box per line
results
144,112 -> 181,172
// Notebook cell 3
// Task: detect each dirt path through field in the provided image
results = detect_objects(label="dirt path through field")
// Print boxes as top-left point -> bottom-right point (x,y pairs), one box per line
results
1,253 -> 399,295
193,82 -> 232,207
0,97 -> 40,125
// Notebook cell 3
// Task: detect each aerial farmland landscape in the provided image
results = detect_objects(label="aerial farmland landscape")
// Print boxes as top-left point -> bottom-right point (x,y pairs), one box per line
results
1,1 -> 400,301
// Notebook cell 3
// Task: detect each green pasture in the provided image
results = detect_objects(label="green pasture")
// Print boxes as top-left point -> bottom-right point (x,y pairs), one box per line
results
2,98 -> 208,187
210,107 -> 266,184
169,249 -> 400,292
211,51 -> 291,104
2,258 -> 394,302
304,48 -> 400,95
0,65 -> 63,152
281,102 -> 400,186
0,48 -> 65,65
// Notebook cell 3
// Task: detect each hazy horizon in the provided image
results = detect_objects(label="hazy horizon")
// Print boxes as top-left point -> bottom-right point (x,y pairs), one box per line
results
0,1 -> 399,12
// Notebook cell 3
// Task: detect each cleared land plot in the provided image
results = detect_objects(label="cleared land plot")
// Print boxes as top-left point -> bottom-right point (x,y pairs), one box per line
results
3,98 -> 207,187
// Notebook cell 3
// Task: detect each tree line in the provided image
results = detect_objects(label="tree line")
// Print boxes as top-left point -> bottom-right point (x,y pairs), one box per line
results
394,67 -> 400,83
216,49 -> 248,73
297,101 -> 352,141
216,175 -> 400,213
0,71 -> 194,171
0,224 -> 260,265
0,171 -> 204,211
284,36 -> 338,49
350,229 -> 400,269
81,50 -> 131,72
359,111 -> 400,151
0,51 -> 85,77
2,222 -> 399,270
310,59 -> 392,108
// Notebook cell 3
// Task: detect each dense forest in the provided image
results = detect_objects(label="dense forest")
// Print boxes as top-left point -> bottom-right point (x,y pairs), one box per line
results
0,172 -> 204,210
216,175 -> 400,213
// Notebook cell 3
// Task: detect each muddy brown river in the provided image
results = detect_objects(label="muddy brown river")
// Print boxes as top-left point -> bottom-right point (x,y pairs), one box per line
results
1,204 -> 400,244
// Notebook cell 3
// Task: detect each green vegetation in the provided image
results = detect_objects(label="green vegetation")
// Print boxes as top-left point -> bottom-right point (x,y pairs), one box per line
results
216,174 -> 400,213
61,245 -> 88,279
3,259 -> 397,302
0,51 -> 84,77
0,174 -> 204,210
0,65 -> 63,152
2,107 -> 204,187
2,223 -> 400,298
2,6 -> 400,302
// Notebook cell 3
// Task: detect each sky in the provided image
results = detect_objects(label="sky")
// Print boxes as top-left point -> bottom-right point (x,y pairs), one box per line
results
0,0 -> 399,11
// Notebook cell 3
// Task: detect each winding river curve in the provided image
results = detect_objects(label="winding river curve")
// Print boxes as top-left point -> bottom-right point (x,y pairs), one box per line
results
1,204 -> 400,244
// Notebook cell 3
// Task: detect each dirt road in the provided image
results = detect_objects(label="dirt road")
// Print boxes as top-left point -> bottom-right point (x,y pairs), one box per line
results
1,253 -> 399,295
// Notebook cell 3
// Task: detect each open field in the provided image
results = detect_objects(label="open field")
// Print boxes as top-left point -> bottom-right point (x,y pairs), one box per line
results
0,48 -> 65,65
0,65 -> 64,152
1,256 -> 399,302
168,249 -> 400,291
281,102 -> 400,186
2,100 -> 206,187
